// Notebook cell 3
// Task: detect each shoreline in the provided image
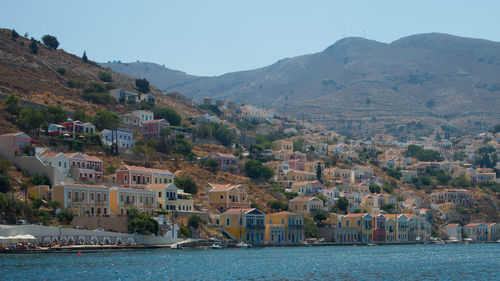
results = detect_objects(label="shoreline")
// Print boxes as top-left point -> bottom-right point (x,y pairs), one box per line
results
2,240 -> 491,254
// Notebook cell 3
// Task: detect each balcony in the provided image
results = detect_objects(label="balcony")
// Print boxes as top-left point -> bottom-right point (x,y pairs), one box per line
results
246,224 -> 265,230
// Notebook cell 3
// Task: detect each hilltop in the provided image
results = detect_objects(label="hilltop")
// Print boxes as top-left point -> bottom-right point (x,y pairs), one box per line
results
103,33 -> 500,137
0,28 -> 201,128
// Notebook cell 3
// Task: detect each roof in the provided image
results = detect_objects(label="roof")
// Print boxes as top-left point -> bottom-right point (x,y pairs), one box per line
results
270,211 -> 299,216
40,152 -> 63,158
215,153 -> 237,159
1,132 -> 30,138
222,208 -> 254,214
147,183 -> 176,189
291,181 -> 323,187
122,165 -> 151,172
58,182 -> 107,189
465,223 -> 487,227
446,223 -> 460,227
291,197 -> 321,201
208,183 -> 241,192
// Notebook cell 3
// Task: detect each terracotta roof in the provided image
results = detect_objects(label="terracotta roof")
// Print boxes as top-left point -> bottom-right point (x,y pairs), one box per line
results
344,213 -> 365,218
465,223 -> 486,227
148,168 -> 173,174
59,182 -> 107,189
208,183 -> 241,192
41,152 -> 63,158
291,197 -> 319,201
84,155 -> 101,161
147,183 -> 176,189
446,223 -> 459,227
222,208 -> 254,214
271,211 -> 299,216
123,165 -> 151,172
215,153 -> 237,158
1,132 -> 28,137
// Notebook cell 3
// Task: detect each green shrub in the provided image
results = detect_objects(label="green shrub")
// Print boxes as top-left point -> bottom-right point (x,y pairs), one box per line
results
56,67 -> 66,76
98,72 -> 112,82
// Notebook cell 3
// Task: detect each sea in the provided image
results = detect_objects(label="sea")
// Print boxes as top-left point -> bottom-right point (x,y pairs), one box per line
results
1,243 -> 499,280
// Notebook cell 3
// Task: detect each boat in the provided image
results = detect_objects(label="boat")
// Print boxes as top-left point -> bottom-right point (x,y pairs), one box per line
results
210,243 -> 223,249
170,243 -> 183,250
435,241 -> 446,245
367,243 -> 377,246
236,241 -> 251,248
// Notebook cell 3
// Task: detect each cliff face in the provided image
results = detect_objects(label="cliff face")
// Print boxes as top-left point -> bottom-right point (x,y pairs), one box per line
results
104,33 -> 500,136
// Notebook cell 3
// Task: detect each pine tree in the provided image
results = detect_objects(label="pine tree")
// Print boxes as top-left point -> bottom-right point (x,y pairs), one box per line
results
82,51 -> 88,63
29,38 -> 38,54
4,94 -> 21,119
316,163 -> 323,183
11,29 -> 19,40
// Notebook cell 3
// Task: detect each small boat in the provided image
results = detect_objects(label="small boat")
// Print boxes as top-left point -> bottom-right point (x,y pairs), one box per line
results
236,241 -> 251,248
435,241 -> 446,245
170,243 -> 183,250
367,243 -> 377,246
210,243 -> 223,249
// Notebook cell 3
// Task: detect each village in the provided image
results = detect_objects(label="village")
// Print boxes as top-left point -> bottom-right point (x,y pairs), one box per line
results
1,86 -> 500,250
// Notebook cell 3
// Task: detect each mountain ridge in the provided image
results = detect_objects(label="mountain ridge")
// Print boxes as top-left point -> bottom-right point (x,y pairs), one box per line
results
102,33 -> 500,136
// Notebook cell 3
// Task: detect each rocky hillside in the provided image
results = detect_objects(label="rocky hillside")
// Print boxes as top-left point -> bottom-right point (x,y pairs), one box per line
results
0,28 -> 200,122
103,33 -> 500,137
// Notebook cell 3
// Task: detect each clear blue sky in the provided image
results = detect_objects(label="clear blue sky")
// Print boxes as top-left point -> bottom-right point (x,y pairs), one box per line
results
1,1 -> 498,76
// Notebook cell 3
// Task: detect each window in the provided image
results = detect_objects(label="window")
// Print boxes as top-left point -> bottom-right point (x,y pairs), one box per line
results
91,193 -> 94,201
159,192 -> 162,198
226,218 -> 230,226
68,191 -> 72,199
103,194 -> 106,201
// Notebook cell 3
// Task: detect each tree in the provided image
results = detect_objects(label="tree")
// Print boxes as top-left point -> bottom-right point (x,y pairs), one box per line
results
337,197 -> 348,214
93,110 -> 120,131
82,51 -> 88,63
46,105 -> 67,123
98,72 -> 112,82
41,34 -> 59,49
30,173 -> 50,186
187,215 -> 201,229
200,158 -> 218,173
0,159 -> 12,174
268,200 -> 289,212
82,82 -> 114,104
127,207 -> 159,235
381,203 -> 396,214
57,209 -> 74,225
135,78 -> 150,94
304,218 -> 318,238
47,200 -> 61,214
175,177 -> 198,194
178,224 -> 191,238
72,109 -> 88,122
29,38 -> 38,54
20,107 -> 45,134
153,107 -> 181,126
313,210 -> 327,222
4,94 -> 21,119
316,164 -> 322,182
11,29 -> 19,40
315,194 -> 327,204
491,124 -> 500,134
369,184 -> 381,193
20,181 -> 31,214
0,174 -> 12,193
244,160 -> 273,180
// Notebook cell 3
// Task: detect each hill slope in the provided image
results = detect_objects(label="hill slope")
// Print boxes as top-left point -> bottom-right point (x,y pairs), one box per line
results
0,28 -> 200,125
103,33 -> 500,136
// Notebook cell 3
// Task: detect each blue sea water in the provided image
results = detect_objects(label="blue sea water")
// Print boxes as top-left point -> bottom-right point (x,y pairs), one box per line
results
1,244 -> 499,280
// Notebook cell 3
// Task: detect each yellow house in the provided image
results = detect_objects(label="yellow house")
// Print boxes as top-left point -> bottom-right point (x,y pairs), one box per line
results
385,217 -> 396,242
284,170 -> 317,182
148,183 -> 194,212
54,182 -> 110,217
265,211 -> 304,244
109,186 -> 156,216
218,208 -> 266,244
338,213 -> 373,242
273,139 -> 293,152
304,161 -> 325,173
207,183 -> 250,212
289,197 -> 323,215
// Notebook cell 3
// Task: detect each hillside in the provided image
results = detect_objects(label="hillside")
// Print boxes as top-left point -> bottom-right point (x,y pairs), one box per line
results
0,28 -> 200,129
103,33 -> 500,137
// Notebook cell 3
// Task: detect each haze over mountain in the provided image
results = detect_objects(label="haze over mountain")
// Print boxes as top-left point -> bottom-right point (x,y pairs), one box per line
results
102,33 -> 500,136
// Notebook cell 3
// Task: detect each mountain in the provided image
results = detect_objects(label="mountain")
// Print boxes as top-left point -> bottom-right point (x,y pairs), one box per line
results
0,28 -> 200,131
102,33 -> 500,136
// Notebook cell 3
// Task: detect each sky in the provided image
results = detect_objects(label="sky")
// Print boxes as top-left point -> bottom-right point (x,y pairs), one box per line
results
1,1 -> 499,76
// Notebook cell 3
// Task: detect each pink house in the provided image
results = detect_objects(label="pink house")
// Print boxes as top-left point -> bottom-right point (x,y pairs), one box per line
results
213,153 -> 239,172
142,119 -> 170,139
115,165 -> 174,187
0,132 -> 33,157
65,153 -> 103,181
